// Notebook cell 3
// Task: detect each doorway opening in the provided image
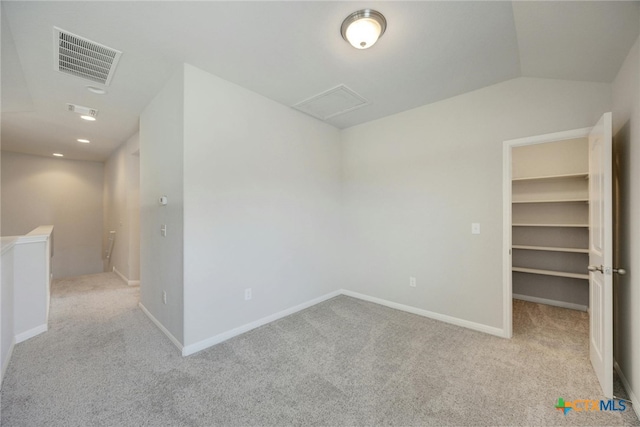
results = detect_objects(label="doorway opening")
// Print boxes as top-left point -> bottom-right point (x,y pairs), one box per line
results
511,137 -> 590,311
502,127 -> 591,339
502,113 -> 615,398
505,132 -> 592,386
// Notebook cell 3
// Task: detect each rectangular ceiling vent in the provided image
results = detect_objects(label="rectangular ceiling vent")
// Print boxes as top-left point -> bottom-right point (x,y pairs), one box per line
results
54,27 -> 122,86
293,85 -> 370,121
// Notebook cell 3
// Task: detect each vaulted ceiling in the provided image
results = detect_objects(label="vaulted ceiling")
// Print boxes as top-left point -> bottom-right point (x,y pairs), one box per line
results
1,1 -> 638,162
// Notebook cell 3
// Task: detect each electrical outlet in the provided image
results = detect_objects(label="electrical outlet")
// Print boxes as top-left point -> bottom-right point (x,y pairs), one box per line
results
409,277 -> 416,287
244,288 -> 252,301
162,291 -> 167,304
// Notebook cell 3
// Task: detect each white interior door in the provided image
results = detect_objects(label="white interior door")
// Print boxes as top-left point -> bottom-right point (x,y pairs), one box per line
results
588,112 -> 613,398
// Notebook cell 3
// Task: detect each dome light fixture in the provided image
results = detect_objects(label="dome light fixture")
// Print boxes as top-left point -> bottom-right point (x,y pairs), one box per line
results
341,9 -> 386,50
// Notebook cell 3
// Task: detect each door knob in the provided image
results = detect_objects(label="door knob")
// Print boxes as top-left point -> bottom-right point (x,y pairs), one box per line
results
587,265 -> 626,275
588,265 -> 603,272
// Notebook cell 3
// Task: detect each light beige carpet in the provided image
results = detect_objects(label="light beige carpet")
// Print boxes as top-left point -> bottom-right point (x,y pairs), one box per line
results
1,272 -> 638,426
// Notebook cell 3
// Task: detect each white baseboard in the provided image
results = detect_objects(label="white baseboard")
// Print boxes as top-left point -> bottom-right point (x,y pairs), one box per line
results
182,290 -> 342,356
146,288 -> 506,358
113,267 -> 140,286
138,302 -> 183,353
112,267 -> 127,284
513,293 -> 587,312
614,360 -> 639,419
341,290 -> 505,338
15,324 -> 48,344
1,339 -> 15,389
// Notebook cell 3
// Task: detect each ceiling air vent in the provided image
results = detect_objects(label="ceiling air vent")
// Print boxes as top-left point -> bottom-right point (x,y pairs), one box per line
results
54,27 -> 122,86
293,85 -> 370,121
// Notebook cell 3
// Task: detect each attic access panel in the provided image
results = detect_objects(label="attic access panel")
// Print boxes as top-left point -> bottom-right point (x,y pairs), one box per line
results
293,85 -> 370,121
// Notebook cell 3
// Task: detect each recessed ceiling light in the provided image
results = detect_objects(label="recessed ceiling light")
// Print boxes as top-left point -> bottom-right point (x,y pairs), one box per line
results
86,86 -> 107,95
77,139 -> 90,143
341,9 -> 387,50
80,115 -> 96,121
53,153 -> 64,157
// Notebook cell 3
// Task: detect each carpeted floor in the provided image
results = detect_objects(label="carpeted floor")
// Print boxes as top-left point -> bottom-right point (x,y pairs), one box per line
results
1,272 -> 638,426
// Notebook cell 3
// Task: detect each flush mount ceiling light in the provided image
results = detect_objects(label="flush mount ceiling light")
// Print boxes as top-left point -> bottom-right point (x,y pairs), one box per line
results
53,153 -> 64,157
77,139 -> 90,143
80,115 -> 96,121
341,9 -> 386,50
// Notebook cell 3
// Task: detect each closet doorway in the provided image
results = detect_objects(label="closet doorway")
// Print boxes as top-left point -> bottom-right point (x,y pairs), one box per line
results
502,113 -> 616,397
511,137 -> 590,311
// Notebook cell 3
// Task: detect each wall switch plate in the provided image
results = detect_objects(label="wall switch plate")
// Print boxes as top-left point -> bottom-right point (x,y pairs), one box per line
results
409,277 -> 416,287
244,288 -> 252,301
472,223 -> 480,234
161,224 -> 167,237
162,291 -> 167,304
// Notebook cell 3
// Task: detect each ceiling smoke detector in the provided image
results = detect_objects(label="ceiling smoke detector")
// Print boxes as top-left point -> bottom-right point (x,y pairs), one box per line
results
86,86 -> 107,95
54,27 -> 122,86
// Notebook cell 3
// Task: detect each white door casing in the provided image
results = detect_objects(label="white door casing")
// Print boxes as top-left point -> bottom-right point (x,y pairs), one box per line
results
502,127 -> 591,339
588,112 -> 613,398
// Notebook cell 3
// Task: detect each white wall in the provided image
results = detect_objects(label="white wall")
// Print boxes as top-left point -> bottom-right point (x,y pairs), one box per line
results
1,238 -> 16,386
103,132 -> 140,283
341,77 -> 611,331
1,152 -> 103,279
103,138 -> 128,277
129,150 -> 140,283
139,68 -> 185,344
13,227 -> 52,342
612,35 -> 640,414
182,64 -> 342,347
